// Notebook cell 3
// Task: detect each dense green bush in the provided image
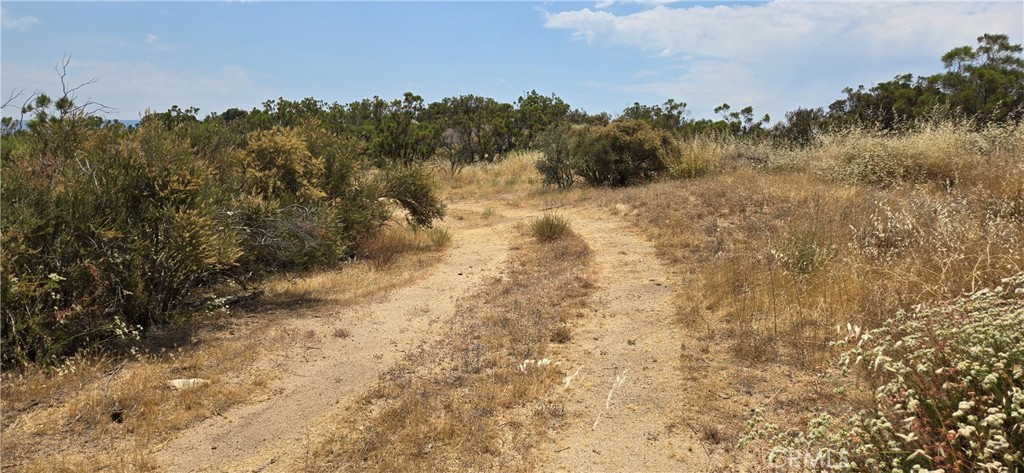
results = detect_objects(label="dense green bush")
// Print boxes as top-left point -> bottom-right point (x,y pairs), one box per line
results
536,120 -> 676,188
573,119 -> 674,187
1,106 -> 446,367
376,164 -> 447,228
1,124 -> 240,366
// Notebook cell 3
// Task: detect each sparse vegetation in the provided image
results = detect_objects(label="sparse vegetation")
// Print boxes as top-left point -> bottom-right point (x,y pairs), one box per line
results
0,319 -> 292,471
306,227 -> 593,472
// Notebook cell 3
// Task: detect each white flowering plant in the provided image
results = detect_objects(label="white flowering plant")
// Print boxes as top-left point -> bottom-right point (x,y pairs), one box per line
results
743,273 -> 1024,471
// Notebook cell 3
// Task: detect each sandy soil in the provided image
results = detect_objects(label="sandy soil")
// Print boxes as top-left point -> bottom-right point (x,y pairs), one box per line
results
155,206 -> 517,472
538,205 -> 708,472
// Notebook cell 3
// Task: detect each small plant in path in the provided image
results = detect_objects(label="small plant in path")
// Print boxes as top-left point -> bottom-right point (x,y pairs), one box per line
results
530,214 -> 571,243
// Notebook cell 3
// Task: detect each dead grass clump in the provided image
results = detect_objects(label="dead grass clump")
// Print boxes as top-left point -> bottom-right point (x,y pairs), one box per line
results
549,325 -> 572,344
358,225 -> 452,269
670,134 -> 775,178
305,229 -> 593,472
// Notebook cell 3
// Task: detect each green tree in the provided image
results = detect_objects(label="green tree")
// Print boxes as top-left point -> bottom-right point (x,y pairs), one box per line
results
823,33 -> 1023,128
937,33 -> 1024,122
713,103 -> 770,136
514,90 -> 570,149
370,93 -> 438,165
430,95 -> 515,173
772,107 -> 828,146
621,99 -> 688,132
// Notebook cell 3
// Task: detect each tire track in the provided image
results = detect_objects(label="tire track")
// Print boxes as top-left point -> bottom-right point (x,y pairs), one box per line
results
156,213 -> 514,472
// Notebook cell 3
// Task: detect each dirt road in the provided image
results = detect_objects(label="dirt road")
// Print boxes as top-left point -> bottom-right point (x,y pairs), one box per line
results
538,205 -> 709,472
156,206 -> 516,472
156,201 -> 710,472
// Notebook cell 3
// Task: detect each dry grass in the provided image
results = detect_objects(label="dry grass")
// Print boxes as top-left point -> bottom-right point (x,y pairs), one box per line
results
264,225 -> 451,305
605,123 -> 1024,368
304,227 -> 594,472
799,121 -> 1024,189
0,320 -> 292,471
668,133 -> 774,178
435,151 -> 545,202
357,225 -> 452,269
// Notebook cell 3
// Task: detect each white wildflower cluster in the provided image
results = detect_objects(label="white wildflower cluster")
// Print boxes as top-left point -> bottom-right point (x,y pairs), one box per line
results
746,273 -> 1024,470
854,200 -> 922,258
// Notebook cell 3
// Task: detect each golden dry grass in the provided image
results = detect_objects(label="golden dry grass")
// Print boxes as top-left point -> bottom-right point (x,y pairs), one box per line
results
264,225 -> 451,305
0,323 -> 291,471
799,121 -> 1024,189
435,151 -> 547,202
304,225 -> 594,472
604,123 -> 1024,368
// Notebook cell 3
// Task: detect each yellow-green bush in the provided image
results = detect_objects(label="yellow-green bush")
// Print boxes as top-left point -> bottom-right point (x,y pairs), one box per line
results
1,124 -> 240,366
536,119 -> 675,188
572,119 -> 676,187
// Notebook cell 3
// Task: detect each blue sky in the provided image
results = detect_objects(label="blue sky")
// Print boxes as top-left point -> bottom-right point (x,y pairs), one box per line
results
2,1 -> 1022,122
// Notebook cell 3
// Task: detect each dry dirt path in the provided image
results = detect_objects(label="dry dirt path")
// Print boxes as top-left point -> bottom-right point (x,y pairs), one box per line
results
156,199 -> 712,472
539,205 -> 709,472
155,205 -> 517,472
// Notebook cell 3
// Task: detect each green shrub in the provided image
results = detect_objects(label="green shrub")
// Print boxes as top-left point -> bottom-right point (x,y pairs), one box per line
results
230,196 -> 352,274
376,164 -> 446,228
1,124 -> 240,366
243,126 -> 326,202
570,119 -> 675,187
529,214 -> 571,242
742,272 -> 1024,470
0,104 -> 449,368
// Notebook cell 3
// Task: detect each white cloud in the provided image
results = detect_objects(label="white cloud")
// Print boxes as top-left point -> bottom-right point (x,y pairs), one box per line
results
145,33 -> 159,45
544,1 -> 1024,119
594,0 -> 677,11
1,8 -> 39,32
2,59 -> 268,119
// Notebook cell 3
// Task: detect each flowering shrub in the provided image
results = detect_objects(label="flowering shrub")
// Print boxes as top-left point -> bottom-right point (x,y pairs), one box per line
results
743,273 -> 1024,471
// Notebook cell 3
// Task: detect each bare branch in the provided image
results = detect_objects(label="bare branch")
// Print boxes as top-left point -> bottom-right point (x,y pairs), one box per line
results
52,53 -> 118,120
2,89 -> 26,110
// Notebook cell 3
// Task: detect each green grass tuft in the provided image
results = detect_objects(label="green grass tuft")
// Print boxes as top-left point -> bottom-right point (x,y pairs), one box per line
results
529,214 -> 571,243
